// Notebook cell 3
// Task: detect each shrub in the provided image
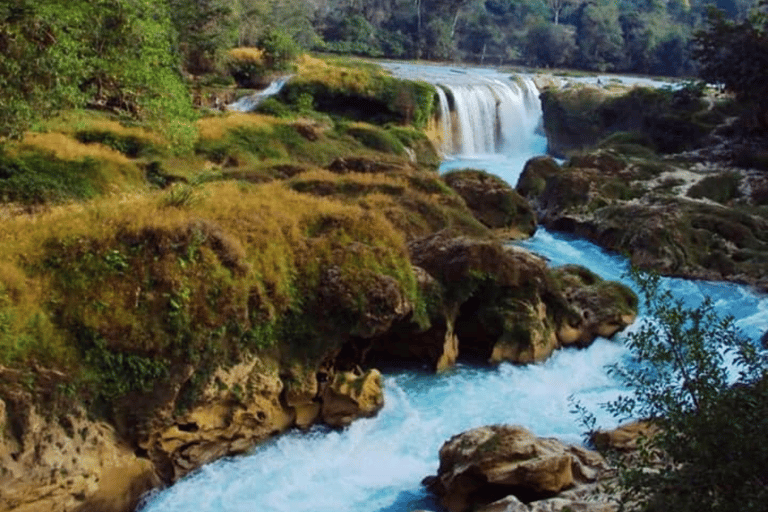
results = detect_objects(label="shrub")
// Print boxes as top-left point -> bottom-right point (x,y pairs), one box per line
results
577,269 -> 768,512
687,172 -> 741,204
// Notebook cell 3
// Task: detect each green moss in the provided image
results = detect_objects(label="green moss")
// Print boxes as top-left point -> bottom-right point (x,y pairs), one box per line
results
0,150 -> 100,204
344,125 -> 406,155
687,172 -> 741,204
75,129 -> 159,158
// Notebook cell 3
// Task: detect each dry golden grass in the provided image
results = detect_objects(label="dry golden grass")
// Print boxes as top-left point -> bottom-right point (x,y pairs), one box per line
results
197,112 -> 280,140
20,133 -> 133,166
294,55 -> 379,95
35,110 -> 169,147
229,47 -> 265,64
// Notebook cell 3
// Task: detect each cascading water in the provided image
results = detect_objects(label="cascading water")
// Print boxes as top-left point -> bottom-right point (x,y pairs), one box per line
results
227,76 -> 292,112
139,64 -> 768,512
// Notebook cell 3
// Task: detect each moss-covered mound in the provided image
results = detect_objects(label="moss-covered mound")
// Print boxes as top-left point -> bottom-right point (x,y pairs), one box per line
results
540,84 -> 731,158
518,148 -> 768,290
442,169 -> 537,238
277,56 -> 436,128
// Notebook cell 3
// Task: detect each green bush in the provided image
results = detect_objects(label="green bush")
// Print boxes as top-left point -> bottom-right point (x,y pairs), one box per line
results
687,172 -> 741,204
258,29 -> 301,72
578,269 -> 768,512
0,151 -> 98,204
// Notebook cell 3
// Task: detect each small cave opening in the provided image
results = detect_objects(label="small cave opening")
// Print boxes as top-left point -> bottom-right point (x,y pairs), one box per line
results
454,292 -> 501,366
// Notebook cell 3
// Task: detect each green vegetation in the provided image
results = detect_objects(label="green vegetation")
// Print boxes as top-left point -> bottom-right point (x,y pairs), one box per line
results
693,1 -> 768,126
577,269 -> 768,512
687,172 -> 741,203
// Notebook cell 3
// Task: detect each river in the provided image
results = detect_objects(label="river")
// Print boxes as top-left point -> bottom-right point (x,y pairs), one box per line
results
138,64 -> 768,512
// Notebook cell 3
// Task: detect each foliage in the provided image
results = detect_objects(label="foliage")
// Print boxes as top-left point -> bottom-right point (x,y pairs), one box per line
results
692,1 -> 768,125
167,0 -> 235,75
258,28 -> 302,71
594,269 -> 768,512
0,0 -> 197,142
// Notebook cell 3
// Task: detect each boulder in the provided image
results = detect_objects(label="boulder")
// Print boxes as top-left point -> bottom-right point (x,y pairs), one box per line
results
590,421 -> 660,452
317,264 -> 413,339
552,265 -> 637,347
139,356 -> 295,481
321,369 -> 384,427
426,425 -> 610,512
442,169 -> 537,237
401,231 -> 637,367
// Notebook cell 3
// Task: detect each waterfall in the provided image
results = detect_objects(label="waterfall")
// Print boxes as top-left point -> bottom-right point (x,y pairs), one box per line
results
438,76 -> 542,156
227,76 -> 292,112
384,63 -> 543,158
138,63 -> 768,512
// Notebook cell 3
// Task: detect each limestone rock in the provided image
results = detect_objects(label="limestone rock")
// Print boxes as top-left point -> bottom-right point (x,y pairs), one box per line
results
140,356 -> 295,481
553,265 -> 637,347
361,265 -> 460,372
591,421 -> 660,452
403,231 -> 636,367
427,425 -> 609,512
0,398 -> 159,512
477,491 -> 616,512
283,364 -> 322,429
321,369 -> 384,427
442,169 -> 537,237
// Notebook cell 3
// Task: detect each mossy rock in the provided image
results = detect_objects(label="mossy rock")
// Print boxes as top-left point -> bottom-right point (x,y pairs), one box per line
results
687,172 -> 741,204
516,156 -> 562,200
442,169 -> 537,237
541,85 -> 717,157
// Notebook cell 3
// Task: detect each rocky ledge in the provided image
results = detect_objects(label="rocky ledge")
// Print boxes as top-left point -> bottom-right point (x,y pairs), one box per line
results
421,421 -> 662,512
518,151 -> 768,291
422,425 -> 615,512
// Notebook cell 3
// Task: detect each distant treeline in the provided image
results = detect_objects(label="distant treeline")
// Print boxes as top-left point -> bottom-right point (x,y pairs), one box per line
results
2,0 -> 767,138
221,0 -> 756,75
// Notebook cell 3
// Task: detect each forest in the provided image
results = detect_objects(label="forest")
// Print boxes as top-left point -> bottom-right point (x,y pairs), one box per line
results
1,0 -> 767,140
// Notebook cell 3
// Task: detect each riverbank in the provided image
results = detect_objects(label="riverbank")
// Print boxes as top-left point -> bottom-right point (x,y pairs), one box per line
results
0,58 -> 643,512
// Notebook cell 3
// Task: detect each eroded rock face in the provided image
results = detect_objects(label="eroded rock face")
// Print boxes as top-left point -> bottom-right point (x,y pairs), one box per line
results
0,398 -> 159,512
517,148 -> 768,291
320,369 -> 384,427
426,425 -> 610,512
442,169 -> 537,238
138,356 -> 295,482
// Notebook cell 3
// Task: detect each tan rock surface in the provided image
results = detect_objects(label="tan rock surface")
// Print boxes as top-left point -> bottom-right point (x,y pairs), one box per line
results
0,400 -> 158,512
321,369 -> 384,427
428,425 -> 609,512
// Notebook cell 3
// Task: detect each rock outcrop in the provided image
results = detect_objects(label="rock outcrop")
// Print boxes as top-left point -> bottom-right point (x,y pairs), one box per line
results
517,150 -> 768,291
539,84 -> 723,158
442,169 -> 537,238
424,425 -> 612,512
387,231 -> 636,367
0,398 -> 159,512
320,369 -> 384,427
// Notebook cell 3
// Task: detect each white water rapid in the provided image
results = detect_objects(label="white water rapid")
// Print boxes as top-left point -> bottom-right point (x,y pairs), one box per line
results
139,64 -> 768,512
227,76 -> 292,112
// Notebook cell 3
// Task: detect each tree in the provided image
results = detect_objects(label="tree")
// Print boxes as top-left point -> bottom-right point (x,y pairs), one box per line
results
583,269 -> 768,512
692,1 -> 768,125
546,0 -> 583,25
576,0 -> 625,70
167,0 -> 235,75
0,0 -> 196,143
524,22 -> 577,67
